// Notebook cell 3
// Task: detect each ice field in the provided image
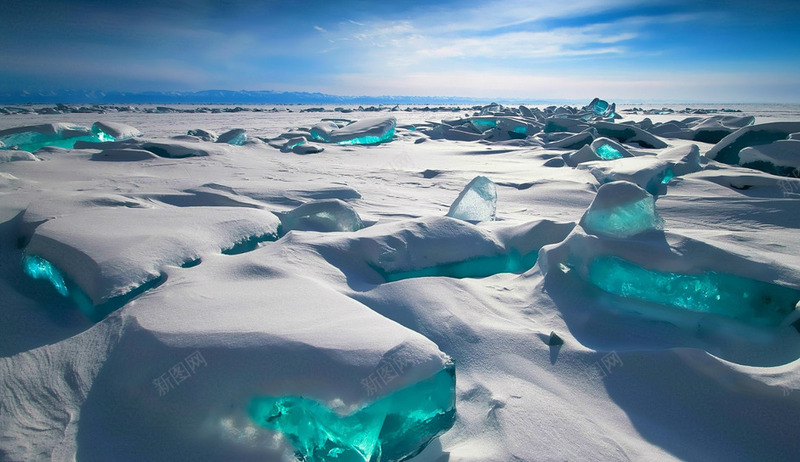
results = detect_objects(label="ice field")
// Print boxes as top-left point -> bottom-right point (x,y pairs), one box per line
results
1,100 -> 800,461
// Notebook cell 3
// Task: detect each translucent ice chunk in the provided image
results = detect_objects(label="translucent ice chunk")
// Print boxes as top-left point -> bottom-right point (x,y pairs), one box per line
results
596,143 -> 622,160
280,199 -> 363,233
283,136 -> 307,150
217,128 -> 247,145
330,117 -> 397,145
446,176 -> 497,223
580,181 -> 663,238
588,98 -> 610,116
249,363 -> 455,462
22,255 -> 68,296
588,255 -> 800,327
470,118 -> 497,132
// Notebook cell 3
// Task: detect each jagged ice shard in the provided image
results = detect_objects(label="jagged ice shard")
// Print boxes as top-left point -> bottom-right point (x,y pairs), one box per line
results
217,128 -> 247,145
595,143 -> 623,160
446,176 -> 497,223
580,181 -> 663,238
585,97 -> 616,118
249,363 -> 456,462
589,256 -> 800,327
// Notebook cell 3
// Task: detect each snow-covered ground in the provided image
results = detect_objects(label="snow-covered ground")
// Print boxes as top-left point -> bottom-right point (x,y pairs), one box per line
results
1,102 -> 799,461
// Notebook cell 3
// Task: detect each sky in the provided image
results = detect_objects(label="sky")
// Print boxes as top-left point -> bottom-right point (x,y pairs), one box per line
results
1,0 -> 800,102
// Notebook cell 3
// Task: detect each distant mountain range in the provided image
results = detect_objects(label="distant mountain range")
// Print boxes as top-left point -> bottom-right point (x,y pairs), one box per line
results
0,90 -> 501,105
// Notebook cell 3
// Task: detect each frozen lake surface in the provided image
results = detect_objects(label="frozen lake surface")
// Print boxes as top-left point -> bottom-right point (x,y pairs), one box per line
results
1,101 -> 799,461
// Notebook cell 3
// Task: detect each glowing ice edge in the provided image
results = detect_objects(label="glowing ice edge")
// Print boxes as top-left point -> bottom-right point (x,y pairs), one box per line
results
249,362 -> 455,461
21,254 -> 164,322
335,129 -> 395,146
588,255 -> 800,327
22,255 -> 69,296
380,250 -> 538,282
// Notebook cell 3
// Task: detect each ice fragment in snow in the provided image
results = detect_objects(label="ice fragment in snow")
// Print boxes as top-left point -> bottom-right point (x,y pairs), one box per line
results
580,181 -> 663,238
216,128 -> 247,145
596,144 -> 622,160
547,331 -> 564,346
280,199 -> 363,233
739,140 -> 800,176
585,98 -> 615,118
249,363 -> 455,462
589,256 -> 800,327
21,254 -> 164,321
660,168 -> 675,184
283,136 -> 307,150
470,118 -> 497,132
328,117 -> 397,145
447,176 -> 497,223
706,121 -> 800,165
22,255 -> 68,296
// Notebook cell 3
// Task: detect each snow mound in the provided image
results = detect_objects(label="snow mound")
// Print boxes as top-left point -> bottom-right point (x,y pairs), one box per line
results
648,115 -> 755,143
22,206 -> 281,319
592,121 -> 669,149
1,258 -> 453,460
706,121 -> 800,166
186,128 -> 217,142
142,139 -> 227,158
90,148 -> 159,162
0,150 -> 38,163
739,140 -> 800,176
581,144 -> 702,195
91,121 -> 142,141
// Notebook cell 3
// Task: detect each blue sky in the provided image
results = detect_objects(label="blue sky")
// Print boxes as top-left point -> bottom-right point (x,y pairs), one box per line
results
1,0 -> 799,102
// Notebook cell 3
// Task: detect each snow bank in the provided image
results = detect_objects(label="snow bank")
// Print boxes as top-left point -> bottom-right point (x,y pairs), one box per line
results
91,121 -> 142,141
23,206 -> 281,318
706,121 -> 800,165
